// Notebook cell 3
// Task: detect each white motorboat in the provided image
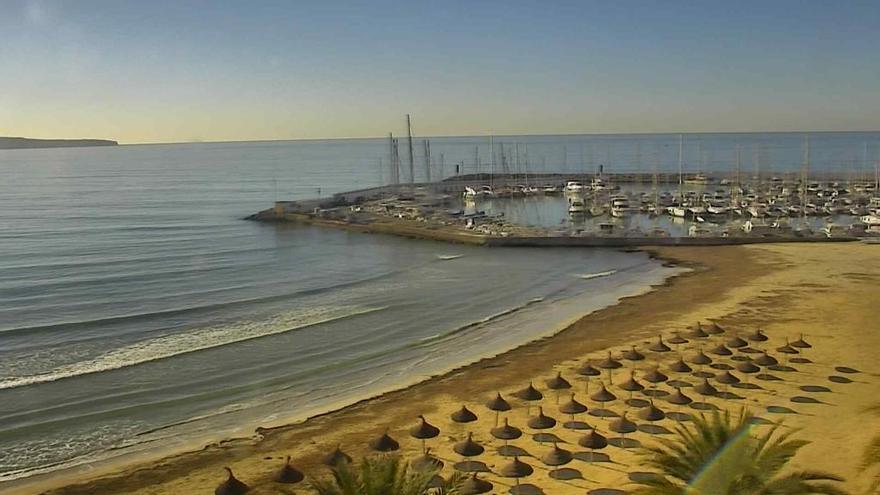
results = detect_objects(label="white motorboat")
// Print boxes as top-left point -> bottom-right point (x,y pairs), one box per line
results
568,196 -> 586,214
861,214 -> 880,226
565,181 -> 584,193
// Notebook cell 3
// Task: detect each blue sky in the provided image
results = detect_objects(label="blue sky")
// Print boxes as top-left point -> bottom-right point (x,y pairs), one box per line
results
1,0 -> 878,143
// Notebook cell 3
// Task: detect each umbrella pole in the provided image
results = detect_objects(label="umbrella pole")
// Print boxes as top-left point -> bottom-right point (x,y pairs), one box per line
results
422,439 -> 426,454
495,411 -> 499,427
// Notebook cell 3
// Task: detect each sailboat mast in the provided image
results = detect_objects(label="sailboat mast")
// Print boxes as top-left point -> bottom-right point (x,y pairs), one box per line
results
406,114 -> 415,184
678,134 -> 684,201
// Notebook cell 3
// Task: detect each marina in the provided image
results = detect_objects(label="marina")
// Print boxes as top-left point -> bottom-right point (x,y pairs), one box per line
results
254,171 -> 880,246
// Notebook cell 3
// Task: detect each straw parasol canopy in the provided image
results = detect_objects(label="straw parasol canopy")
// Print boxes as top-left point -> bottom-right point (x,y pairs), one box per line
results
216,467 -> 249,495
667,388 -> 693,406
590,383 -> 617,403
322,445 -> 352,466
638,401 -> 666,422
726,335 -> 748,348
609,412 -> 637,434
688,322 -> 710,338
578,428 -> 608,450
791,334 -> 812,349
747,329 -> 769,342
451,405 -> 479,423
622,345 -> 646,361
513,382 -> 544,401
527,406 -> 557,429
777,340 -> 799,355
499,456 -> 534,479
577,362 -> 601,377
412,448 -> 444,470
690,349 -> 713,365
754,352 -> 779,367
648,335 -> 672,353
736,360 -> 760,374
454,432 -> 485,457
643,368 -> 669,384
541,444 -> 573,466
409,415 -> 440,440
668,332 -> 689,345
546,372 -> 572,390
710,344 -> 733,356
486,393 -> 512,412
459,473 -> 493,495
669,358 -> 693,373
273,456 -> 304,484
703,321 -> 725,335
618,373 -> 645,392
369,430 -> 400,452
559,393 -> 588,415
716,370 -> 741,385
597,351 -> 623,370
694,378 -> 718,396
491,418 -> 523,441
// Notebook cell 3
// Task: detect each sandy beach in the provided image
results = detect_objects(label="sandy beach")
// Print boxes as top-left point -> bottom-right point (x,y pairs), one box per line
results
17,242 -> 880,495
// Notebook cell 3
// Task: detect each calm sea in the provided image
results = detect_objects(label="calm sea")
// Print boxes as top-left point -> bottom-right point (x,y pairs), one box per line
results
0,132 -> 875,486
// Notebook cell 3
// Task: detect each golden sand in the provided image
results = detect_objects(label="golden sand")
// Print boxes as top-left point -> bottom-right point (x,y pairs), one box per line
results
17,243 -> 880,495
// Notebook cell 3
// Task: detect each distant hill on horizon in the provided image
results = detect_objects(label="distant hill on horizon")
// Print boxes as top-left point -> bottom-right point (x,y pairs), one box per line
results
0,137 -> 118,150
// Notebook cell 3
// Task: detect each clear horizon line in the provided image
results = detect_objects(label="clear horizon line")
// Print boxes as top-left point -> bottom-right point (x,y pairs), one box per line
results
115,128 -> 880,146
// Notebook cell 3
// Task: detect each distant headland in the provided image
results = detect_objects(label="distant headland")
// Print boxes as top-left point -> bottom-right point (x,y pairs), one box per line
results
0,137 -> 118,150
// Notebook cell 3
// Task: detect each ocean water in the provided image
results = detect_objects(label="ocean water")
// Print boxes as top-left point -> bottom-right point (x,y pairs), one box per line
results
0,132 -> 874,486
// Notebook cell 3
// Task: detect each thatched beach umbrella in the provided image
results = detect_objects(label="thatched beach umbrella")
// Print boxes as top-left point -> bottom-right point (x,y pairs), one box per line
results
216,467 -> 249,495
369,430 -> 400,452
541,443 -> 573,467
667,388 -> 693,407
618,372 -> 645,402
726,335 -> 748,348
454,432 -> 485,473
491,418 -> 523,446
609,412 -> 638,448
754,352 -> 779,367
716,370 -> 740,385
688,322 -> 710,339
454,432 -> 485,457
747,328 -> 769,344
577,361 -> 602,393
668,332 -> 689,345
499,456 -> 533,489
451,405 -> 478,423
412,448 -> 444,471
648,335 -> 672,353
622,345 -> 646,362
703,321 -> 725,335
527,406 -> 557,430
690,348 -> 713,366
597,351 -> 623,381
669,358 -> 692,374
322,445 -> 352,466
736,360 -> 760,375
559,393 -> 588,419
459,473 -> 493,495
644,367 -> 669,385
694,378 -> 718,397
409,415 -> 440,453
273,456 -> 304,485
638,400 -> 666,422
710,343 -> 733,356
486,392 -> 512,426
777,340 -> 799,355
590,383 -> 617,403
791,333 -> 812,349
546,372 -> 572,404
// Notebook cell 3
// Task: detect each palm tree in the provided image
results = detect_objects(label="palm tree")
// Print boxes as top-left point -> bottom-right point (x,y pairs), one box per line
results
862,403 -> 880,494
631,408 -> 848,495
311,454 -> 464,495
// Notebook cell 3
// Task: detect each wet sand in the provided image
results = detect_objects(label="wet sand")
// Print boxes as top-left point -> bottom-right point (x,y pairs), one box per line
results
17,243 -> 880,494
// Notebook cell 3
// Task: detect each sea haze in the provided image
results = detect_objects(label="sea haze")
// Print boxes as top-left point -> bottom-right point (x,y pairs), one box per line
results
0,132 -> 874,483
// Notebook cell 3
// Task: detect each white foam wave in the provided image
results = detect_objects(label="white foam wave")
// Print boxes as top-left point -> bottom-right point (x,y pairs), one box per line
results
0,305 -> 387,391
577,269 -> 617,280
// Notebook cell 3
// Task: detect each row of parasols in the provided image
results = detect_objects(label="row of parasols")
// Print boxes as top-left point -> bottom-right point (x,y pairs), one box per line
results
216,322 -> 815,495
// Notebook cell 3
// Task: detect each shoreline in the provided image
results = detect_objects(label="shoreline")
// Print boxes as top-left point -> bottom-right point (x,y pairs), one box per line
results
8,246 -> 733,495
16,243 -> 880,494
